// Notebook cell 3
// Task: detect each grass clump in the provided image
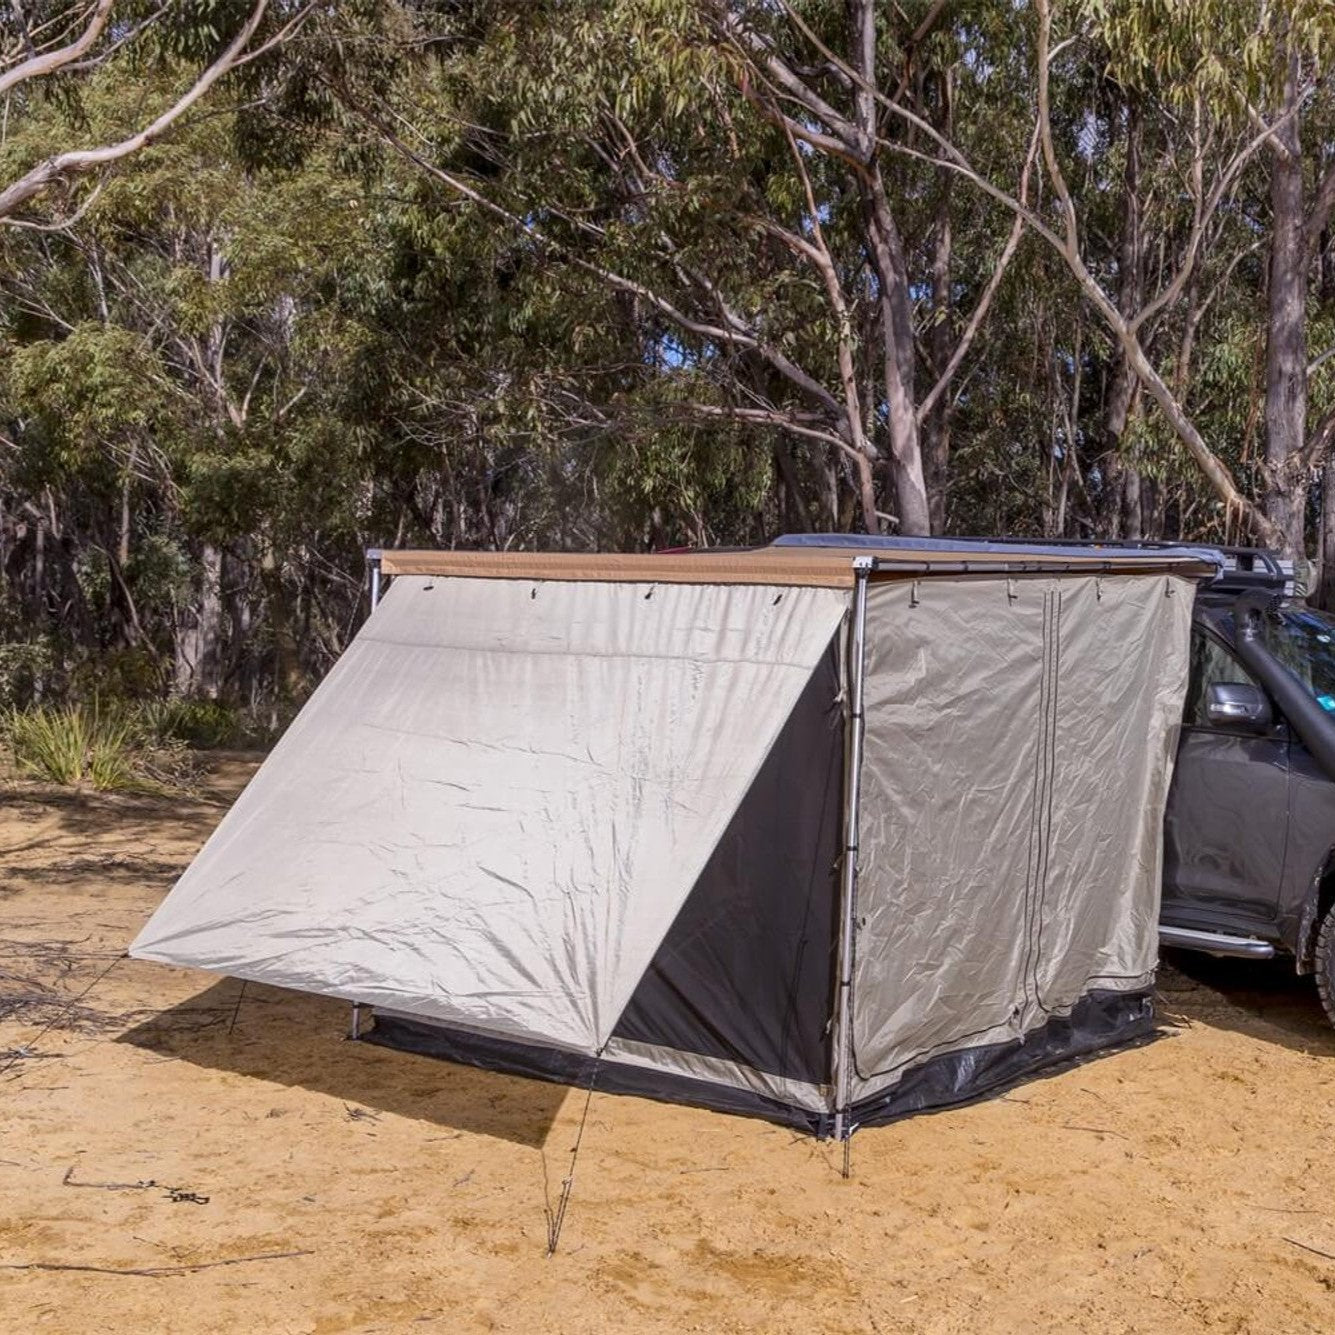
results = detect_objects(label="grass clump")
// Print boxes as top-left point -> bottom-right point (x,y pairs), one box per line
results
4,702 -> 195,793
138,697 -> 242,749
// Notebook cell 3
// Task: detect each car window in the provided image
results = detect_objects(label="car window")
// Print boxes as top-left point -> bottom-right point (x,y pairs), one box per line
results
1265,608 -> 1335,714
1185,631 -> 1258,727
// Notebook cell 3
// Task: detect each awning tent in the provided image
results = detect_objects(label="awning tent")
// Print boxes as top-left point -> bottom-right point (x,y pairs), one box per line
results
132,543 -> 1207,1134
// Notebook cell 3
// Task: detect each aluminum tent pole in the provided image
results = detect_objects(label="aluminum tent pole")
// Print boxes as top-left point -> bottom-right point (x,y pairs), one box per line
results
832,556 -> 872,1163
367,548 -> 383,612
350,547 -> 384,1044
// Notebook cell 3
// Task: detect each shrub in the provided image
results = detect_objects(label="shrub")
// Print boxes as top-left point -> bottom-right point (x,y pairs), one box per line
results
3,702 -> 196,793
6,704 -> 93,786
138,697 -> 241,749
0,640 -> 58,710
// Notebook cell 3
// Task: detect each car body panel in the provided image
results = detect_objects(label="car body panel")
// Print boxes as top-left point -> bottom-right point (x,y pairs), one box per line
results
1163,727 -> 1289,926
1162,598 -> 1335,959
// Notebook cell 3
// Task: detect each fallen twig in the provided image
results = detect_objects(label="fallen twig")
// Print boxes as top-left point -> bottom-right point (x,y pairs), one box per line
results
1284,1236 -> 1335,1261
1060,1123 -> 1129,1141
63,1165 -> 157,1192
0,1249 -> 311,1277
62,1165 -> 209,1204
0,953 -> 127,1077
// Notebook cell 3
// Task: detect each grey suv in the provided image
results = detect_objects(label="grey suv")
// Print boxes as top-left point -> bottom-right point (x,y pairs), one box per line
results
1161,547 -> 1335,1023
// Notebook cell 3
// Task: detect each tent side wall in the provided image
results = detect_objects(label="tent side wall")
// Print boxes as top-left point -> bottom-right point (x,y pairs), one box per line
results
370,637 -> 846,1133
847,573 -> 1193,1123
130,575 -> 850,1067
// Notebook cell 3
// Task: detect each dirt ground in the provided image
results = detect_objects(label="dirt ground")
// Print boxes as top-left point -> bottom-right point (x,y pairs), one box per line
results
4,759 -> 1335,1334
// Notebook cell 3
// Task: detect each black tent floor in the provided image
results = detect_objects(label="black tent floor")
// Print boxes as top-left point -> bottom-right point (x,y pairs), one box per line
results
365,988 -> 1156,1138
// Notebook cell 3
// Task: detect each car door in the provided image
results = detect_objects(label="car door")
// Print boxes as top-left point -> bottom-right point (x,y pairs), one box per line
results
1162,626 -> 1289,929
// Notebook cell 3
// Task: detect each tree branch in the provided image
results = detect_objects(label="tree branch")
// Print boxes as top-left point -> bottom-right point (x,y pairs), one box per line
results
1307,159 -> 1335,252
917,123 -> 1038,425
772,0 -> 1284,546
0,0 -> 284,222
0,0 -> 113,99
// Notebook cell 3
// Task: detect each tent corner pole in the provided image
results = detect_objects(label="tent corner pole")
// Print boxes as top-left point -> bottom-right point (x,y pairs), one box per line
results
367,547 -> 383,612
351,548 -> 383,1044
832,556 -> 873,1159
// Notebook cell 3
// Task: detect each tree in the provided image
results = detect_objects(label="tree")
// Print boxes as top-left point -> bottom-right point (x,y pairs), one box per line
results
314,0 -> 1041,535
0,1 -> 314,222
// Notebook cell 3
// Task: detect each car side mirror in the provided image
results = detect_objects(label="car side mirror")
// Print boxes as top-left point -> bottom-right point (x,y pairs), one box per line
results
1205,682 -> 1272,732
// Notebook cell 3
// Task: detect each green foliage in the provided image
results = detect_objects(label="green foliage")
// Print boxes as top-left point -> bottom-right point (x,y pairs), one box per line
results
2,0 -> 1335,705
0,641 -> 55,711
3,701 -> 194,792
138,697 -> 244,749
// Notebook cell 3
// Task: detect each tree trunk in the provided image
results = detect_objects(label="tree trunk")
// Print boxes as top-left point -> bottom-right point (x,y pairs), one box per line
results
847,0 -> 930,536
1263,45 -> 1310,559
864,171 -> 932,535
772,443 -> 815,533
261,549 -> 303,701
924,184 -> 953,533
1101,101 -> 1143,540
174,543 -> 223,698
1321,459 -> 1335,610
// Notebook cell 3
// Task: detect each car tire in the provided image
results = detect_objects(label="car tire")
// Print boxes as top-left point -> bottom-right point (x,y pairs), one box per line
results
1315,908 -> 1335,1029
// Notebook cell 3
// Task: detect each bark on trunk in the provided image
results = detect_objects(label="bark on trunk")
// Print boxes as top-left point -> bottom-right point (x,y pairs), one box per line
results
1101,103 -> 1143,540
924,183 -> 953,534
848,0 -> 930,535
864,170 -> 932,535
1321,459 -> 1335,611
1263,46 -> 1310,559
174,543 -> 223,698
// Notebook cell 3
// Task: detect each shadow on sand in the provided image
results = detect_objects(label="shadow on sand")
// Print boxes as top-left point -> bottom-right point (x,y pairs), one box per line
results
117,978 -> 571,1149
1158,948 -> 1335,1056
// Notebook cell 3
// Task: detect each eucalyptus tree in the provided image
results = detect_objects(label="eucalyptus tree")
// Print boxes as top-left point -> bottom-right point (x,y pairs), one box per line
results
0,88 -> 378,698
0,1 -> 313,222
1086,0 -> 1335,558
320,0 -> 1040,535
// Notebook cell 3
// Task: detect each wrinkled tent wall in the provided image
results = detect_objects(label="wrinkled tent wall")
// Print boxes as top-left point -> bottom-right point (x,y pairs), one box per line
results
129,545 -> 1210,1137
132,575 -> 849,1061
376,641 -> 845,1130
847,574 -> 1194,1122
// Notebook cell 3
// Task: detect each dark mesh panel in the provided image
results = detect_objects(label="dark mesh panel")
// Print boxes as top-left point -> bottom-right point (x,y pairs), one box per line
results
611,638 -> 842,1087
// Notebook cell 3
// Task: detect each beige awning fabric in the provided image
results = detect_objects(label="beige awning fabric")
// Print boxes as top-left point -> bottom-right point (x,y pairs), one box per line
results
131,575 -> 849,1055
847,573 -> 1193,1101
376,546 -> 1218,586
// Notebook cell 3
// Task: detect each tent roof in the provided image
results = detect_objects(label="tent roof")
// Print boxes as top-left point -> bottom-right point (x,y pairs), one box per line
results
375,545 -> 1218,588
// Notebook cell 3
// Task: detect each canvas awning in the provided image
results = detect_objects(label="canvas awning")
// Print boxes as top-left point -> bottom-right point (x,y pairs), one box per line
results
131,574 -> 848,1054
374,546 -> 1218,586
131,543 -> 1203,1135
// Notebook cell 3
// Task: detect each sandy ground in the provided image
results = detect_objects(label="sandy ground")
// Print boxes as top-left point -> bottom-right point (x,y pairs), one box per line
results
4,759 -> 1335,1333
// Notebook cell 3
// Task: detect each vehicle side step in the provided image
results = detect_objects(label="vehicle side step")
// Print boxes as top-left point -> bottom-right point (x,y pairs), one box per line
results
1159,925 -> 1276,959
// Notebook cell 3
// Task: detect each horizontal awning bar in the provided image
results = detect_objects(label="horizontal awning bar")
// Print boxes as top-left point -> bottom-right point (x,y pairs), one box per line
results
374,548 -> 1218,587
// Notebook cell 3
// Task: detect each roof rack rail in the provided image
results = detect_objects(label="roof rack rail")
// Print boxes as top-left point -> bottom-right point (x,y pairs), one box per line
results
955,536 -> 1287,590
771,532 -> 1288,593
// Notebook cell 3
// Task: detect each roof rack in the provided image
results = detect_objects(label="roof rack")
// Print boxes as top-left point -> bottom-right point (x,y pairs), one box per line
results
771,533 -> 1287,593
958,536 -> 1288,592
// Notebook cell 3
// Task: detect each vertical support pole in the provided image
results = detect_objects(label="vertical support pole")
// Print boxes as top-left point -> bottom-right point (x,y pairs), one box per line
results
832,556 -> 872,1165
352,546 -> 383,1042
368,548 -> 383,612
